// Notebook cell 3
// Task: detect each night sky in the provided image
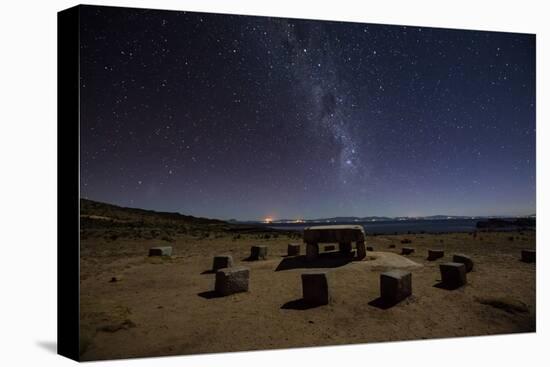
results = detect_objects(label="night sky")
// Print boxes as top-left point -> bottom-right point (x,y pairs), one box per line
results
80,6 -> 536,221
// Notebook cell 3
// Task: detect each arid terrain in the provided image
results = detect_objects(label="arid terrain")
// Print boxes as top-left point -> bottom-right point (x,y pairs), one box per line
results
79,199 -> 536,361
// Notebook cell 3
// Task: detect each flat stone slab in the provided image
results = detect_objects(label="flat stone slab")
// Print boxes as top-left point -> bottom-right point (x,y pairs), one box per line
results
215,266 -> 250,296
440,262 -> 467,288
287,243 -> 300,256
249,245 -> 268,260
212,255 -> 233,271
453,254 -> 474,272
303,225 -> 366,243
380,270 -> 412,303
302,271 -> 330,305
401,247 -> 415,255
428,249 -> 444,261
148,246 -> 172,257
521,249 -> 536,263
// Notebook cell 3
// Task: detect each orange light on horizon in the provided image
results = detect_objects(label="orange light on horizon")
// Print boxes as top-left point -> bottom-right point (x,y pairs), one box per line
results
264,217 -> 274,223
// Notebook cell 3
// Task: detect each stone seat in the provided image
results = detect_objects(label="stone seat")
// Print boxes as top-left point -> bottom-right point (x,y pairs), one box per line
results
439,262 -> 467,289
287,243 -> 300,256
215,266 -> 250,296
521,249 -> 535,263
301,271 -> 330,305
380,269 -> 412,303
148,246 -> 172,256
249,245 -> 268,260
452,254 -> 473,272
212,255 -> 233,272
427,249 -> 444,261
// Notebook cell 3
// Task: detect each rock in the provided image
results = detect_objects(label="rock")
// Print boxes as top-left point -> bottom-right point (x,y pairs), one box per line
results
287,243 -> 300,256
324,245 -> 335,251
215,266 -> 250,296
212,255 -> 233,271
301,271 -> 330,305
439,262 -> 467,288
249,245 -> 268,260
367,246 -> 374,251
452,254 -> 474,272
148,246 -> 172,257
521,249 -> 536,263
401,247 -> 415,255
427,249 -> 444,261
380,270 -> 412,303
389,244 -> 396,248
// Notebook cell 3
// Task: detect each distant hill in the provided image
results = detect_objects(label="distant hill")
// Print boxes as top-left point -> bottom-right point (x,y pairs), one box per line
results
80,199 -> 290,235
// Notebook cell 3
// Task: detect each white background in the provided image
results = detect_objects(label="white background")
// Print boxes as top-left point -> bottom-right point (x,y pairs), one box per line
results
0,0 -> 547,365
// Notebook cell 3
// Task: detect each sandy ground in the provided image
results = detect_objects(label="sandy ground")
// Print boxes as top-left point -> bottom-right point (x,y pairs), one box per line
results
79,230 -> 536,361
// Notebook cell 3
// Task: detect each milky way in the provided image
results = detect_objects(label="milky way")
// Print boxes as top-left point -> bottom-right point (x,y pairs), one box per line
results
80,6 -> 536,220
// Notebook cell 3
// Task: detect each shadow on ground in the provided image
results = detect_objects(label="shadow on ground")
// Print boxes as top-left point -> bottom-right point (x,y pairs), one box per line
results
197,290 -> 224,299
275,252 -> 356,271
281,298 -> 326,310
368,297 -> 399,310
36,341 -> 57,354
433,282 -> 464,291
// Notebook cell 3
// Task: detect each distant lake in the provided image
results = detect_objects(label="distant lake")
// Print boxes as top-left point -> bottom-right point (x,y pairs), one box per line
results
265,219 -> 525,234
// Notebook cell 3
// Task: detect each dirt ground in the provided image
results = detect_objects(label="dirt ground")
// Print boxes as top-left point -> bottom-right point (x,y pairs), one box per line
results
79,230 -> 536,361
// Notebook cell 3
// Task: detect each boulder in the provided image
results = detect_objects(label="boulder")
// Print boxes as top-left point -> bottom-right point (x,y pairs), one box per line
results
367,246 -> 374,251
215,266 -> 250,296
301,271 -> 330,305
380,270 -> 412,303
148,246 -> 172,257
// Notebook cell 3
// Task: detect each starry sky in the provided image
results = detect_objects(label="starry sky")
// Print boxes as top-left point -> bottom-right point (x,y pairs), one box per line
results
79,5 -> 536,221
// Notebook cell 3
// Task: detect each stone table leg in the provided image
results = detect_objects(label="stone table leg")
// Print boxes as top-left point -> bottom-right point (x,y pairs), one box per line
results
339,242 -> 352,254
306,242 -> 319,261
356,241 -> 366,259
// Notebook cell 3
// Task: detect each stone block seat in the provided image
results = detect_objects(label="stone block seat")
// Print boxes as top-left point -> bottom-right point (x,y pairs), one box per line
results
148,246 -> 172,257
212,255 -> 233,272
380,270 -> 412,303
287,243 -> 300,256
453,254 -> 474,272
215,266 -> 250,296
249,245 -> 268,260
521,249 -> 536,263
401,247 -> 415,255
301,271 -> 330,305
439,262 -> 467,289
303,225 -> 367,261
427,249 -> 444,261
